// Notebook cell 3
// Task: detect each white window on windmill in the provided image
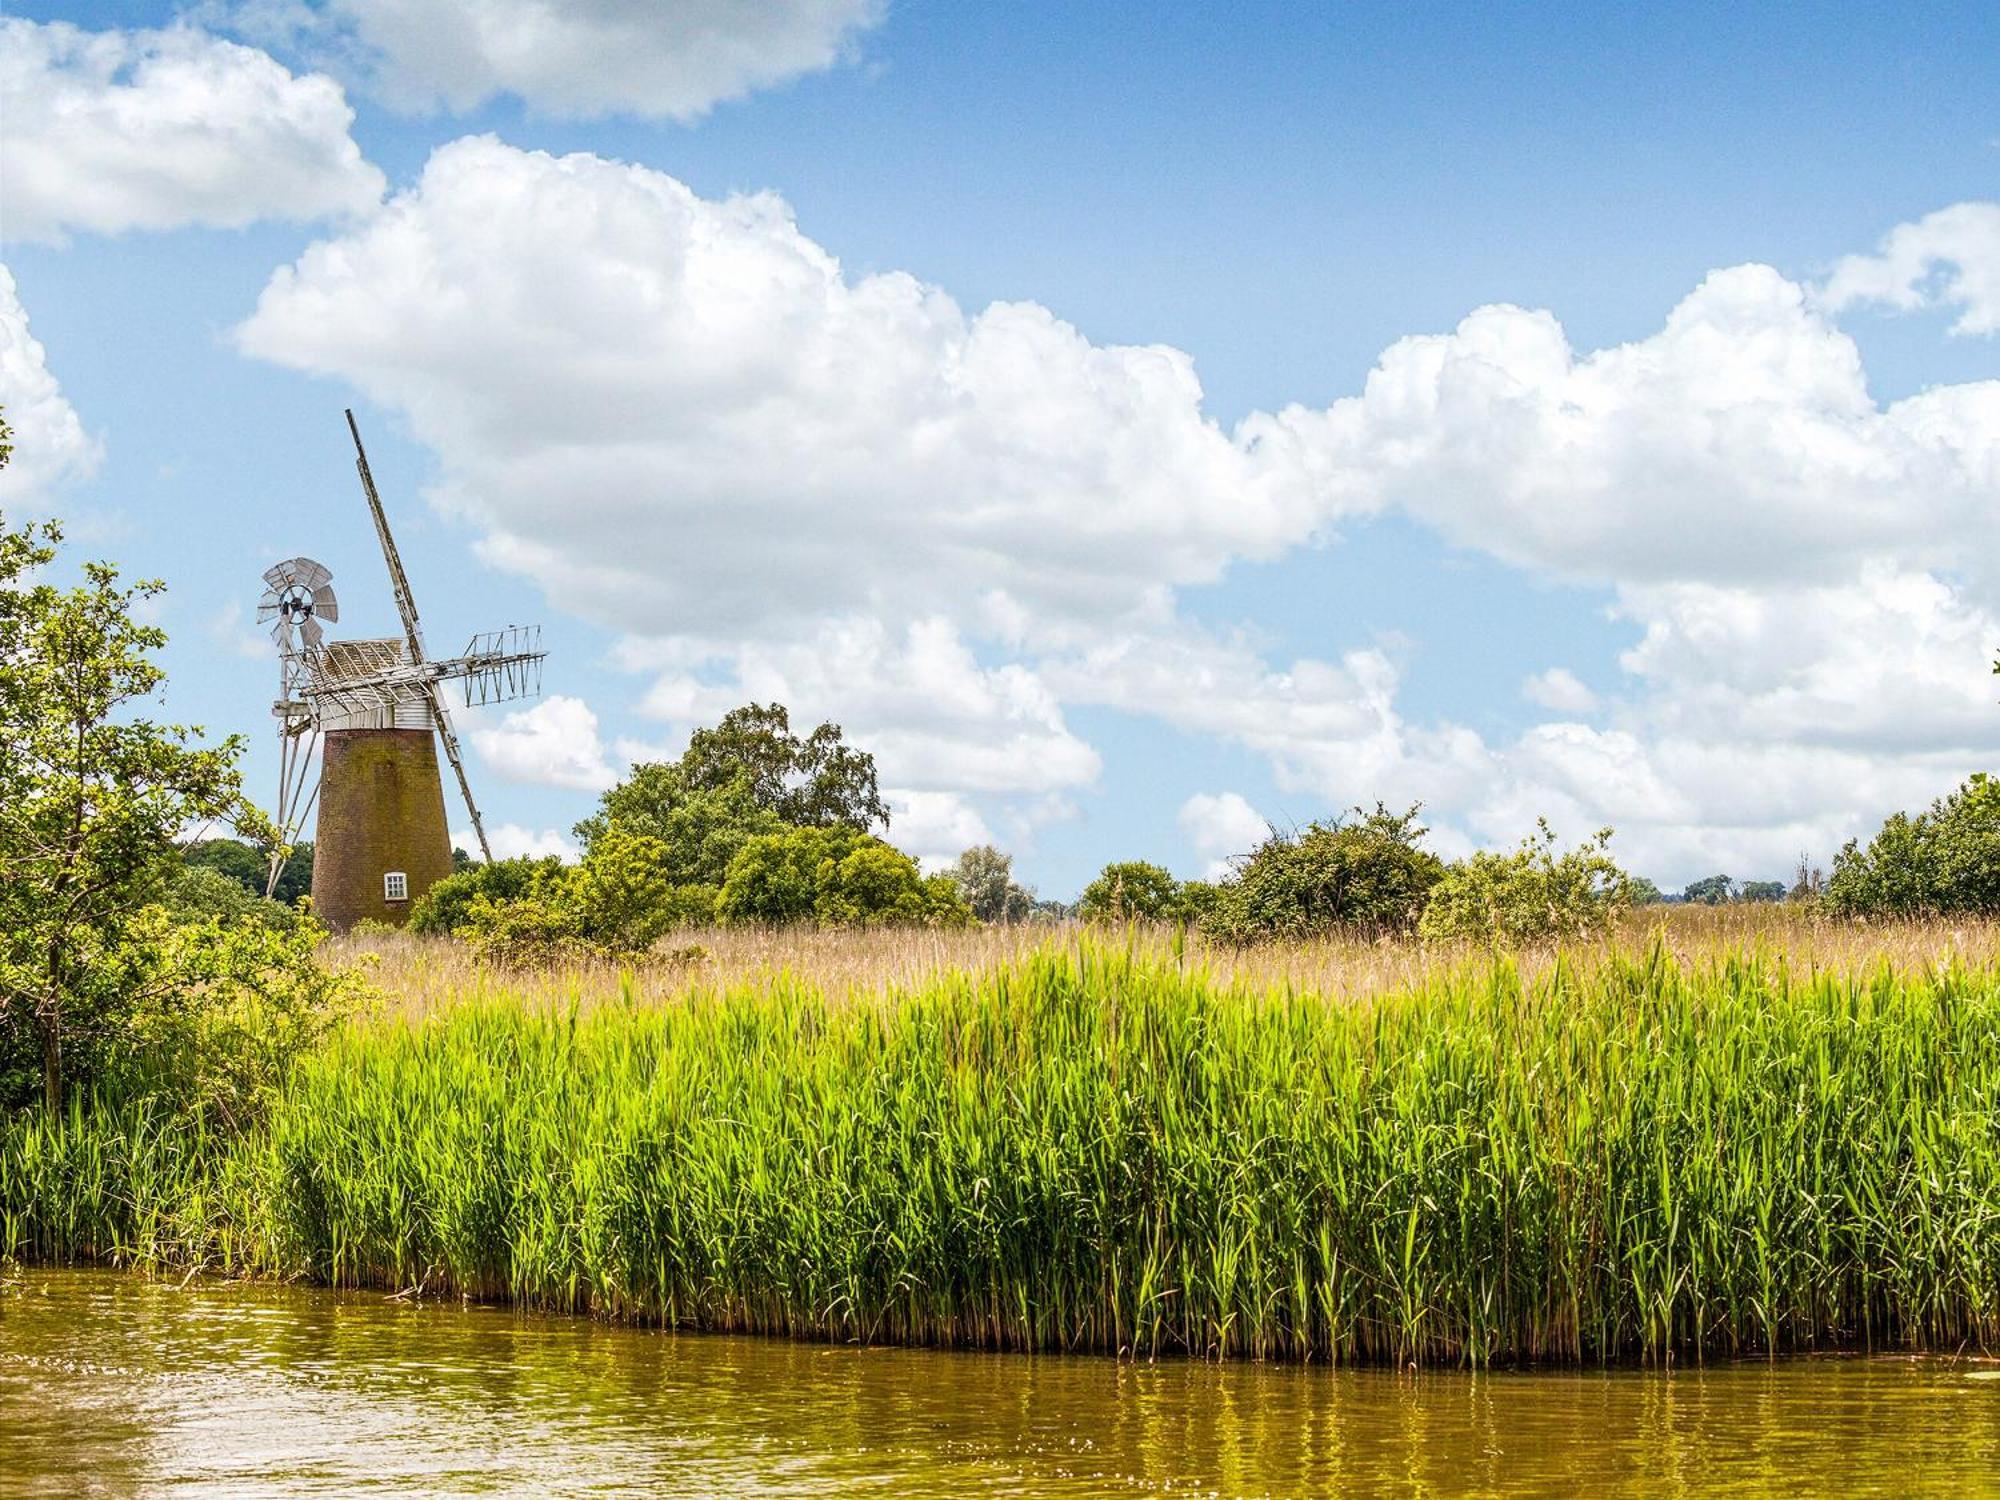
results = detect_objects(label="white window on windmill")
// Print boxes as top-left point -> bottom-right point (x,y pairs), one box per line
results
383,871 -> 409,902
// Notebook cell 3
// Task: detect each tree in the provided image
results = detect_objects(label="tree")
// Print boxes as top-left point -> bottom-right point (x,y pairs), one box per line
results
0,509 -> 266,1112
1076,860 -> 1183,922
1681,873 -> 1735,905
575,763 -> 783,883
680,703 -> 888,831
1417,823 -> 1632,944
948,844 -> 1035,923
1826,773 -> 2000,917
1738,880 -> 1786,903
716,827 -> 970,927
1201,805 -> 1445,944
1628,876 -> 1666,905
182,836 -> 312,906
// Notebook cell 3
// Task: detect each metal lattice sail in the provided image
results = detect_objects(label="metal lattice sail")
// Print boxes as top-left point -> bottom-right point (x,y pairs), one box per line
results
262,412 -> 547,908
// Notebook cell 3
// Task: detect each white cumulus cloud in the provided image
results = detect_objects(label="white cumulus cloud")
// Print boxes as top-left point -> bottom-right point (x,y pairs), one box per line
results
1177,791 -> 1268,880
1821,201 -> 2000,336
0,266 -> 99,505
1522,667 -> 1598,715
469,693 -> 619,791
0,20 -> 383,245
454,822 -> 575,862
884,790 -> 994,871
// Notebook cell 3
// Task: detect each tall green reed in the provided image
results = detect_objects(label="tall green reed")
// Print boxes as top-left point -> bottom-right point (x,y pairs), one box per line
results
6,937 -> 2000,1365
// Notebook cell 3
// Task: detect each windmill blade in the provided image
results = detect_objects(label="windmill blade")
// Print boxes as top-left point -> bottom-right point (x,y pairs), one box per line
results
310,583 -> 339,623
300,615 -> 325,650
426,686 -> 491,862
347,411 -> 429,663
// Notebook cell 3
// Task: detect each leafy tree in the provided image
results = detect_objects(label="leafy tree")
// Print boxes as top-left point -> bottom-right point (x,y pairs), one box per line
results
182,836 -> 312,906
680,703 -> 888,831
1680,873 -> 1735,905
717,827 -> 969,927
1628,876 -> 1666,905
182,837 -> 265,894
1201,805 -> 1445,944
1738,879 -> 1786,903
1076,860 -> 1183,922
1417,824 -> 1632,944
160,864 -> 295,930
575,763 -> 783,883
948,844 -> 1035,923
1826,773 -> 2000,917
408,855 -> 568,935
0,508 -> 271,1111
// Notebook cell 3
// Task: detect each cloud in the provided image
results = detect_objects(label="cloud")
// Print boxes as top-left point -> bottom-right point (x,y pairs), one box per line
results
454,822 -> 575,861
236,154 -> 2000,886
0,266 -> 99,505
228,0 -> 885,121
1821,201 -> 2000,336
884,790 -> 993,870
1287,264 -> 2000,587
1522,667 -> 1598,715
469,693 -> 618,791
1177,791 -> 1267,880
237,137 -> 1340,654
0,20 -> 382,246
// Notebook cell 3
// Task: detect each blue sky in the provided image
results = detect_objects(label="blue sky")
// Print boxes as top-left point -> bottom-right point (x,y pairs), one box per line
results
3,0 -> 1998,897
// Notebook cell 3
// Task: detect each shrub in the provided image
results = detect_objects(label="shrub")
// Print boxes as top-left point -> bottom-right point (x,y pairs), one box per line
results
408,856 -> 567,935
1417,823 -> 1632,945
717,827 -> 971,927
460,890 -> 596,967
1077,861 -> 1182,922
1201,805 -> 1445,944
566,827 -> 684,950
1827,773 -> 2000,917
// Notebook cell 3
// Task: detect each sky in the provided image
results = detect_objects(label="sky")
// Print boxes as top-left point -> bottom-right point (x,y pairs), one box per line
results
3,1 -> 1998,899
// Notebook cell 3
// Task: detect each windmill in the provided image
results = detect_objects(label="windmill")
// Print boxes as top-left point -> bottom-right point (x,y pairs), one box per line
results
259,411 -> 546,928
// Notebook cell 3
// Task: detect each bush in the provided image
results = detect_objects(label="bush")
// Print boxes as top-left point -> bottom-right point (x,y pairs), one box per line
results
1827,773 -> 2000,917
408,856 -> 567,935
1201,805 -> 1445,944
459,890 -> 596,967
716,827 -> 972,927
1076,861 -> 1183,922
1417,823 -> 1632,945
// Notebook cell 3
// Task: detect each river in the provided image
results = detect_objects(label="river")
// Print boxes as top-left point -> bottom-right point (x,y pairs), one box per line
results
4,1271 -> 1998,1495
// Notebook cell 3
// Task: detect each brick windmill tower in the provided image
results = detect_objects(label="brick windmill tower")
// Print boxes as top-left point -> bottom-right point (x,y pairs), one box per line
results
258,412 -> 546,929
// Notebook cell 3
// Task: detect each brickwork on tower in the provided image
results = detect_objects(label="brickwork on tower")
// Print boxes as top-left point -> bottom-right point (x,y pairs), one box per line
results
311,727 -> 454,932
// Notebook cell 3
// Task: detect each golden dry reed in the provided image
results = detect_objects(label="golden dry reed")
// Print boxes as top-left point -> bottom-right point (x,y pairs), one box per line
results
8,916 -> 2000,1366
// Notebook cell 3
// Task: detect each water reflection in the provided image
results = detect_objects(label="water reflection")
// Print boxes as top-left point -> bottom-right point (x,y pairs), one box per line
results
3,1271 -> 1997,1495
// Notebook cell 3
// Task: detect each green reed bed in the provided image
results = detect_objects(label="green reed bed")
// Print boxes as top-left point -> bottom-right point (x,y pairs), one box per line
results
6,939 -> 2000,1365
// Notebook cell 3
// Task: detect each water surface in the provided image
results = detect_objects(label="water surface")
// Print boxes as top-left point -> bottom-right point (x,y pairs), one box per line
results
4,1271 -> 1997,1496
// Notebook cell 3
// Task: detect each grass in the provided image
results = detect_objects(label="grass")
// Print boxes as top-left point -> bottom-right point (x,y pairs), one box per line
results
332,903 -> 2000,1016
8,917 -> 2000,1366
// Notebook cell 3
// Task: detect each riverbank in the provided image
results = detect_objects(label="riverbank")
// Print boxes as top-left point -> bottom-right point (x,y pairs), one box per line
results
6,937 -> 2000,1365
